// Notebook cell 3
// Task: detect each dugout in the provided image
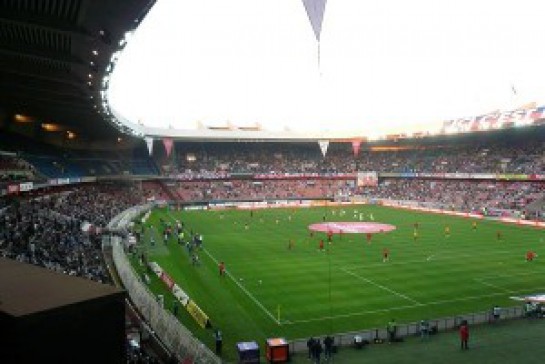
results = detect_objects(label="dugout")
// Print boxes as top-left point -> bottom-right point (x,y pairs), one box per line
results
0,258 -> 126,363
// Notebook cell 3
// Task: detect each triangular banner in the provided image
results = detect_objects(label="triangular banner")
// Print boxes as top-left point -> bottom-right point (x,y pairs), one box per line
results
163,137 -> 174,158
318,140 -> 329,157
145,137 -> 154,156
351,140 -> 362,157
302,0 -> 327,42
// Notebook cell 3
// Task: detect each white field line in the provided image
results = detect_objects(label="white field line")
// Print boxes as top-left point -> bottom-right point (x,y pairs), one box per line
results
478,270 -> 545,280
163,210 -> 281,325
201,248 -> 281,325
341,268 -> 422,305
473,269 -> 545,293
342,250 -> 513,270
327,223 -> 361,233
473,278 -> 514,294
284,289 -> 533,325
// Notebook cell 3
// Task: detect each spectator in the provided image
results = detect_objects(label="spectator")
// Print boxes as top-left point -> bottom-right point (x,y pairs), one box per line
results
387,319 -> 397,343
459,320 -> 469,350
214,329 -> 222,356
420,319 -> 430,340
324,335 -> 334,359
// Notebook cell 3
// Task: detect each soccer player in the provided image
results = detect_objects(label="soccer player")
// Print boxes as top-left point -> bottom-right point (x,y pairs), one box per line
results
414,222 -> 420,230
472,221 -> 477,231
319,240 -> 325,252
327,230 -> 333,243
413,229 -> 419,242
496,230 -> 503,241
192,253 -> 200,266
383,248 -> 390,262
526,250 -> 537,262
366,232 -> 373,244
219,261 -> 225,276
444,225 -> 450,238
288,239 -> 294,250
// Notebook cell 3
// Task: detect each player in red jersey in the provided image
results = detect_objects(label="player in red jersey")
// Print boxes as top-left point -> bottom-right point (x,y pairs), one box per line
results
526,250 -> 537,262
319,239 -> 325,252
366,232 -> 372,244
219,261 -> 225,276
327,230 -> 333,243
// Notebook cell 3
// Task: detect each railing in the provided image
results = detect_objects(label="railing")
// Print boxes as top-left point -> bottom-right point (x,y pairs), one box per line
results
107,204 -> 220,364
288,306 -> 525,353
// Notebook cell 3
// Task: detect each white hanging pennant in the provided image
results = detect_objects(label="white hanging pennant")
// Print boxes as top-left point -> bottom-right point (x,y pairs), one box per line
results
318,140 -> 329,157
145,137 -> 154,155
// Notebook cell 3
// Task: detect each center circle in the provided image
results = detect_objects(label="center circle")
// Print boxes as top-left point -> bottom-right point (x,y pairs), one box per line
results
308,222 -> 397,234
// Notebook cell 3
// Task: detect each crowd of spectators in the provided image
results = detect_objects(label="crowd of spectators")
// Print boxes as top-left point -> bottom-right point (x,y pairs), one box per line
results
0,183 -> 145,283
0,154 -> 36,185
0,183 -> 175,363
174,179 -> 354,201
165,141 -> 545,177
362,179 -> 545,216
133,177 -> 545,220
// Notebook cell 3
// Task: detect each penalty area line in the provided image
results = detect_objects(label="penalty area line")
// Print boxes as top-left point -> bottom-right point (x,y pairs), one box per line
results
201,248 -> 281,325
285,289 -> 531,325
473,278 -> 515,294
341,268 -> 422,305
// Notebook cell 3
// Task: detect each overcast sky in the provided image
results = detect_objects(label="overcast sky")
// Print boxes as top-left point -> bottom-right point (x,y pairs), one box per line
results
108,0 -> 545,135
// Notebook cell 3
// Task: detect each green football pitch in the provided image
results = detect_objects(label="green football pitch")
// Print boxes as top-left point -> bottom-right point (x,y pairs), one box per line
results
130,204 -> 545,361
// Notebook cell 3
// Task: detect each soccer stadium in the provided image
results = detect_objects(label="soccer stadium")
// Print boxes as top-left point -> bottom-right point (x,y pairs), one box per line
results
2,1 -> 545,363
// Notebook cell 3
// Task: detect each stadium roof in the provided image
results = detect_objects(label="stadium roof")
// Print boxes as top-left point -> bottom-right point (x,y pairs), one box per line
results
0,0 -> 155,139
2,1 -> 545,144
